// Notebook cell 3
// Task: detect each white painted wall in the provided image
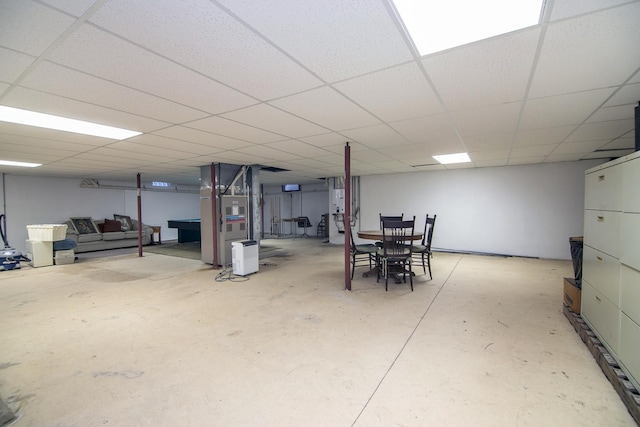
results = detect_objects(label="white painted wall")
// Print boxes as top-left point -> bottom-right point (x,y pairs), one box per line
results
262,183 -> 329,236
2,160 -> 603,260
358,160 -> 603,260
1,174 -> 199,254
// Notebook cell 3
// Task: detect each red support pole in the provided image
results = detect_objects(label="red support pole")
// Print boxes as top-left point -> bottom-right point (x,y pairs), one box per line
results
345,142 -> 351,291
210,163 -> 219,268
137,173 -> 142,257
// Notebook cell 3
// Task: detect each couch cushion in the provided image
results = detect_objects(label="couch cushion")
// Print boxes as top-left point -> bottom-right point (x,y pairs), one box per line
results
103,231 -> 126,241
78,233 -> 103,243
124,230 -> 139,239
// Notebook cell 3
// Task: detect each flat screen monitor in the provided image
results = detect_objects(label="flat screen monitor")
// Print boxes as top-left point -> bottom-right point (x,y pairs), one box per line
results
282,183 -> 301,192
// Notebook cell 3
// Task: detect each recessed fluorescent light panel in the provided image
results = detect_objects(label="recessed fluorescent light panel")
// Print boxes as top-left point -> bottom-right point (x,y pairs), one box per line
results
0,106 -> 141,140
0,160 -> 42,168
433,152 -> 471,165
391,0 -> 544,55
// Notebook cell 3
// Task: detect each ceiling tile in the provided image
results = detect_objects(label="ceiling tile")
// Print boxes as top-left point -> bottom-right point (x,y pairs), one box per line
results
186,117 -> 285,144
221,104 -> 328,138
270,86 -> 380,131
603,83 -> 640,108
47,25 -> 256,114
469,148 -> 511,161
298,133 -> 349,148
0,47 -> 35,83
600,137 -> 635,150
551,140 -> 608,155
3,86 -> 168,132
463,133 -> 514,151
334,63 -> 443,122
388,114 -> 459,144
0,1 -> 74,56
508,156 -> 546,165
530,2 -> 640,97
233,144 -> 301,162
340,124 -> 408,148
89,0 -> 322,100
565,119 -> 634,142
264,140 -> 333,158
424,28 -> 540,111
40,0 -> 98,17
520,89 -> 614,129
513,126 -> 576,146
510,144 -> 556,158
549,0 -> 632,21
129,134 -> 224,156
21,61 -> 209,124
217,0 -> 413,82
450,102 -> 522,137
153,126 -> 253,151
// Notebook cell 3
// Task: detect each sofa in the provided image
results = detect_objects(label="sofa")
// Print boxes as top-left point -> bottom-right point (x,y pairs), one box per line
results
63,215 -> 153,253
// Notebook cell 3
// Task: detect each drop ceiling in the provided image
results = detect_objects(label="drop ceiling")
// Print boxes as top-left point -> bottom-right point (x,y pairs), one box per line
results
0,0 -> 639,186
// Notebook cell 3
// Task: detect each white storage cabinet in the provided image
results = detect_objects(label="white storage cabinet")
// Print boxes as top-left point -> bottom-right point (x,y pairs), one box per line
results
582,151 -> 640,391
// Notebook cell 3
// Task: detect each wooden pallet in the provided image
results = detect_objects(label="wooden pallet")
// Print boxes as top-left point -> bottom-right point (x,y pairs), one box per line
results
563,304 -> 640,425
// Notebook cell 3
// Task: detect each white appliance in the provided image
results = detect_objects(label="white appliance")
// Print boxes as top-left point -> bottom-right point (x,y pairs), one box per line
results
232,240 -> 258,276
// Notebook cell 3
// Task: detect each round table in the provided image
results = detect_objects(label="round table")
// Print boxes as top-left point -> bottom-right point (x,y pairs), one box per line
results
356,229 -> 423,281
357,229 -> 423,241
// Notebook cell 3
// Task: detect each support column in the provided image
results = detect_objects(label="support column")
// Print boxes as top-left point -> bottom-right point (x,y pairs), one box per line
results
345,142 -> 351,291
137,173 -> 142,257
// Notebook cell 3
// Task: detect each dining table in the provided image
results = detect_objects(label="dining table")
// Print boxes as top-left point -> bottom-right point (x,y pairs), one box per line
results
356,229 -> 423,281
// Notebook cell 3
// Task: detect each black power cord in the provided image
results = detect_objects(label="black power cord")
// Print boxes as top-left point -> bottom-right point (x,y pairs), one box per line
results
214,267 -> 250,282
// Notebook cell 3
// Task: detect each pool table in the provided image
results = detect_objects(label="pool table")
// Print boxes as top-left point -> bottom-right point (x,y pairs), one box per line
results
167,219 -> 201,243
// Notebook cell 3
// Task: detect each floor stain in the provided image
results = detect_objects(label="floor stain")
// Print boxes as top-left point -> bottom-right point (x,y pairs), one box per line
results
92,370 -> 144,379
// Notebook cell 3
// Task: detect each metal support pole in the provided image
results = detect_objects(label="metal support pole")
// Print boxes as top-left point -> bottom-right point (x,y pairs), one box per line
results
137,173 -> 142,257
211,163 -> 219,267
345,142 -> 351,291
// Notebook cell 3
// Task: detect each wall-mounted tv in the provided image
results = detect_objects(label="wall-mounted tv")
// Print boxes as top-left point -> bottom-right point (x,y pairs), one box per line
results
282,183 -> 301,192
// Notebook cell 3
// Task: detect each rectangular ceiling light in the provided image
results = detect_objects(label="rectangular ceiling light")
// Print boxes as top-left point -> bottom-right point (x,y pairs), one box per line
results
0,106 -> 142,140
433,152 -> 471,164
0,160 -> 42,168
391,0 -> 544,56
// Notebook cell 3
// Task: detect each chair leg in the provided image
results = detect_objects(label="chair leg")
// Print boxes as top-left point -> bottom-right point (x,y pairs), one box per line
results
427,252 -> 432,280
409,261 -> 413,291
351,256 -> 355,279
421,252 -> 427,274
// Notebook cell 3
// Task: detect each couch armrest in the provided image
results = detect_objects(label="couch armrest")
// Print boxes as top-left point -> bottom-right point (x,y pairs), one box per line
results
64,220 -> 79,244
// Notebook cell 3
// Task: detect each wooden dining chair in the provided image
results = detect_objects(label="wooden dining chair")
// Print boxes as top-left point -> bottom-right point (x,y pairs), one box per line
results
376,213 -> 403,247
349,227 -> 378,279
377,217 -> 415,291
411,214 -> 436,279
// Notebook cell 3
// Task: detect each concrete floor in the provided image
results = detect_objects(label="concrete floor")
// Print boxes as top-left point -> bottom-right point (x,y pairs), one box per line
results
0,238 -> 636,426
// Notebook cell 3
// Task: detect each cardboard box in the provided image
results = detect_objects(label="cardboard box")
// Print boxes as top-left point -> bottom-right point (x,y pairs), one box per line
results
564,277 -> 581,314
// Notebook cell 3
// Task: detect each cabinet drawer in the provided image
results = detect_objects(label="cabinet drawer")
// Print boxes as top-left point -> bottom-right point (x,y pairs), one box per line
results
581,281 -> 620,356
622,155 -> 640,213
620,213 -> 640,271
621,264 -> 640,325
585,165 -> 622,211
584,210 -> 620,258
619,314 -> 640,391
583,245 -> 620,305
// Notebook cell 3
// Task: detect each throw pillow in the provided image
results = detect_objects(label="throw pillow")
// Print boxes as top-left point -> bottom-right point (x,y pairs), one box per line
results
103,219 -> 122,233
113,214 -> 133,231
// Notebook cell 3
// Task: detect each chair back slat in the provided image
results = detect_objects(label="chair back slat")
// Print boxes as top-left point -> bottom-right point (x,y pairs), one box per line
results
381,218 -> 414,257
379,213 -> 403,229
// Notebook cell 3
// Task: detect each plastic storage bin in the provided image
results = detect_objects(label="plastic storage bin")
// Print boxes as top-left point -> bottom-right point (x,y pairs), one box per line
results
27,224 -> 68,241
